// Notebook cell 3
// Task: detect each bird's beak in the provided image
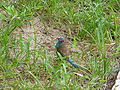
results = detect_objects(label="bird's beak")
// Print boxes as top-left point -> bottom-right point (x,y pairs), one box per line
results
57,37 -> 60,40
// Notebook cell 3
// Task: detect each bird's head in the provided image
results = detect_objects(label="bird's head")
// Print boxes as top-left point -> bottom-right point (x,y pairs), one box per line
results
55,37 -> 65,48
57,37 -> 64,42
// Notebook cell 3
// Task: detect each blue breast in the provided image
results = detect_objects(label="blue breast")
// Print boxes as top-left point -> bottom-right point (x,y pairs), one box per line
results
55,41 -> 64,48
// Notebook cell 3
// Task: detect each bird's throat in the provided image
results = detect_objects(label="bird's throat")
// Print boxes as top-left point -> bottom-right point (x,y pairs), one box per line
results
55,42 -> 64,48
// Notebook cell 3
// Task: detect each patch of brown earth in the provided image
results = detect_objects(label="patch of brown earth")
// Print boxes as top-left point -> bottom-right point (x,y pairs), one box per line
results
12,16 -> 119,89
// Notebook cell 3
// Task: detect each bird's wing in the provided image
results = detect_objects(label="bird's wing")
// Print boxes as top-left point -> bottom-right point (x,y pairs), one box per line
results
57,42 -> 70,58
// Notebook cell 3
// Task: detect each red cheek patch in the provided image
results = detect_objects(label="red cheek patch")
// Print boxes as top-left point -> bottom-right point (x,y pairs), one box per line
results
60,40 -> 64,42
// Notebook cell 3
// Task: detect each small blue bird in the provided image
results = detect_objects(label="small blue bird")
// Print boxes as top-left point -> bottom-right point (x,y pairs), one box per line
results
55,37 -> 79,68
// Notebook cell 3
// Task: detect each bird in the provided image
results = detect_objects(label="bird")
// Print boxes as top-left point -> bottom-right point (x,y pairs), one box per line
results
55,37 -> 79,68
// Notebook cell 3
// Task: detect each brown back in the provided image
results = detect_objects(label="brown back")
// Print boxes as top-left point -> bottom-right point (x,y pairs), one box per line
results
57,41 -> 70,59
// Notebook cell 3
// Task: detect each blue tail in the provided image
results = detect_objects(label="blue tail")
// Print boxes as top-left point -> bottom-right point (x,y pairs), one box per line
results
68,59 -> 79,68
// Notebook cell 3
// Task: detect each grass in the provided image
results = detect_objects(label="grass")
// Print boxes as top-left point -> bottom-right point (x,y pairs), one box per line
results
0,0 -> 120,89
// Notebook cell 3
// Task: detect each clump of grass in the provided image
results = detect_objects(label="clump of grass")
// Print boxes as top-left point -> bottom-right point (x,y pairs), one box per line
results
0,0 -> 119,89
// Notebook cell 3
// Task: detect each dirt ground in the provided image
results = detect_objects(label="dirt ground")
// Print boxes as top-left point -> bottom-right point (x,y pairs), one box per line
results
12,16 -> 120,89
